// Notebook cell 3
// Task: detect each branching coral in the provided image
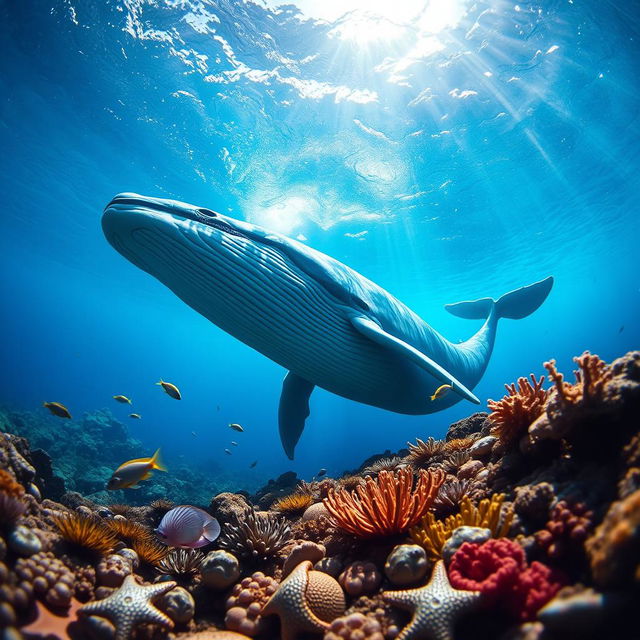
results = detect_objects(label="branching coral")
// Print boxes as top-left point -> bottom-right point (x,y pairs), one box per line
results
406,437 -> 447,468
158,548 -> 204,578
448,539 -> 564,621
51,512 -> 118,556
218,507 -> 291,561
488,374 -> 548,448
410,494 -> 513,559
323,468 -> 445,538
0,468 -> 27,526
545,352 -> 612,408
272,490 -> 314,515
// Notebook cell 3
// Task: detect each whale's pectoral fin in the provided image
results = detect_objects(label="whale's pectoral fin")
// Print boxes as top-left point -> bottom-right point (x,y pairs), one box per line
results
278,372 -> 315,460
349,315 -> 481,404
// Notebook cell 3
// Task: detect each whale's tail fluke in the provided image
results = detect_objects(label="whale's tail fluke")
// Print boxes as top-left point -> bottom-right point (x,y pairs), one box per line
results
444,276 -> 554,320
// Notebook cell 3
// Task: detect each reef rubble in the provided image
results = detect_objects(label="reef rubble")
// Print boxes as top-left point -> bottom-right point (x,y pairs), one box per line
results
0,350 -> 638,640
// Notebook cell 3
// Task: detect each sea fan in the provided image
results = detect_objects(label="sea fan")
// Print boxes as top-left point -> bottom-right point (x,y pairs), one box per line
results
218,507 -> 291,561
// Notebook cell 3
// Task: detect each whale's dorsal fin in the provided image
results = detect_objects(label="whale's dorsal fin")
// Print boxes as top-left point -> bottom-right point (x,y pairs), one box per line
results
349,315 -> 480,404
278,371 -> 315,460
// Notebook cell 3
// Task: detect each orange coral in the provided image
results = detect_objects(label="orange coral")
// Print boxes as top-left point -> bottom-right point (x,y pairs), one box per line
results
545,351 -> 612,407
51,512 -> 118,556
272,491 -> 315,515
323,468 -> 445,538
104,518 -> 154,546
131,536 -> 169,566
488,374 -> 548,448
0,469 -> 27,525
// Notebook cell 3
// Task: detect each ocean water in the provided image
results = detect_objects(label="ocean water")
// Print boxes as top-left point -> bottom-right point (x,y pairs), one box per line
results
1,0 -> 638,489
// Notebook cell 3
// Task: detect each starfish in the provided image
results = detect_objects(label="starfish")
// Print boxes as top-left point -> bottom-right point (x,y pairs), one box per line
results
78,574 -> 176,640
382,560 -> 481,640
261,561 -> 330,640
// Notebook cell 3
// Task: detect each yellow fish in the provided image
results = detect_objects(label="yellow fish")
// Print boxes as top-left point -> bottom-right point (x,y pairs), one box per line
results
156,380 -> 181,400
430,384 -> 453,401
129,413 -> 141,419
43,402 -> 72,419
113,395 -> 132,404
106,449 -> 167,490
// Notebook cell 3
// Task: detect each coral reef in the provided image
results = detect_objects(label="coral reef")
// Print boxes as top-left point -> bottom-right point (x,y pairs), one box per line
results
0,349 -> 638,640
323,468 -> 445,538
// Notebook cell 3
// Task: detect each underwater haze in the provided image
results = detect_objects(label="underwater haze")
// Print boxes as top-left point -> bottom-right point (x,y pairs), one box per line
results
1,0 -> 639,489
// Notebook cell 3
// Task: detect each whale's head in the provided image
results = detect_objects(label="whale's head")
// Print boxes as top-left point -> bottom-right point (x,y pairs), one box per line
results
102,192 -> 299,322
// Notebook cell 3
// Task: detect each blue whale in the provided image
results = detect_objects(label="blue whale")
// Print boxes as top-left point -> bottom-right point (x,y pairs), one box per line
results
102,194 -> 553,459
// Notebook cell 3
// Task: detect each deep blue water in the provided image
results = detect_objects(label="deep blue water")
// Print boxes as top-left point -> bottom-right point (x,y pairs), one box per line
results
1,0 -> 639,488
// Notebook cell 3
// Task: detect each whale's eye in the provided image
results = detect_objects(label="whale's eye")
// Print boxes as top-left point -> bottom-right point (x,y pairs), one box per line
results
196,208 -> 218,218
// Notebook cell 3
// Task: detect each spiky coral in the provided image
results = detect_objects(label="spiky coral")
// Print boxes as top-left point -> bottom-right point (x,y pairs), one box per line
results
443,436 -> 479,454
443,450 -> 471,474
272,490 -> 314,515
406,437 -> 447,468
0,468 -> 27,526
219,507 -> 291,561
130,536 -> 168,566
323,468 -> 445,538
104,518 -> 154,547
362,457 -> 407,475
410,494 -> 513,559
51,512 -> 119,556
157,548 -> 204,578
488,374 -> 548,449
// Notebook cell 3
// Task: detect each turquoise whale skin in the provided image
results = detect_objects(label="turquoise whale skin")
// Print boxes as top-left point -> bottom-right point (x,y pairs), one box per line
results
102,194 -> 553,459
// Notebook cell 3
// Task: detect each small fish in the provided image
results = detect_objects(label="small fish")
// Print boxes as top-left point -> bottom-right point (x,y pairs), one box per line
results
191,431 -> 197,437
156,505 -> 220,549
106,448 -> 167,490
113,395 -> 132,404
619,325 -> 624,333
430,384 -> 453,401
224,448 -> 232,455
249,460 -> 257,468
316,468 -> 327,477
129,413 -> 141,419
229,423 -> 244,432
156,380 -> 181,399
43,402 -> 72,419
230,441 -> 238,446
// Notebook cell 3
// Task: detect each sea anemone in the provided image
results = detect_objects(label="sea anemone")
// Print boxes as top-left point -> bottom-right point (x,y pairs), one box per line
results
219,507 -> 291,561
150,498 -> 175,517
272,491 -> 314,515
158,548 -> 205,578
410,494 -> 514,559
106,504 -> 133,517
51,512 -> 118,557
0,468 -> 27,526
362,457 -> 407,476
104,518 -> 154,546
443,436 -> 479,454
323,468 -> 445,538
130,536 -> 169,566
443,450 -> 471,474
336,475 -> 364,492
432,479 -> 475,516
488,374 -> 548,448
406,437 -> 447,468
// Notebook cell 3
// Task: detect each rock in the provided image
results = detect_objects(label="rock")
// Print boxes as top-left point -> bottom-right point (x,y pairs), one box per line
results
469,435 -> 497,458
315,556 -> 343,578
446,412 -> 489,441
210,492 -> 250,526
200,550 -> 240,590
7,525 -> 42,556
158,586 -> 195,624
442,526 -> 492,565
115,547 -> 139,570
458,459 -> 484,479
302,502 -> 330,521
384,544 -> 429,586
249,471 -> 300,508
283,541 -> 325,578
338,561 -> 381,597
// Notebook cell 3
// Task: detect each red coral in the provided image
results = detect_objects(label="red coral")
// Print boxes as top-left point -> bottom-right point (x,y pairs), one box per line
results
449,539 -> 564,621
